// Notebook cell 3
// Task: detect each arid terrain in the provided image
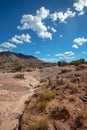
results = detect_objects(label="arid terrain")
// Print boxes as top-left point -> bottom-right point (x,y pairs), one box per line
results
20,65 -> 87,130
0,64 -> 87,130
0,71 -> 40,130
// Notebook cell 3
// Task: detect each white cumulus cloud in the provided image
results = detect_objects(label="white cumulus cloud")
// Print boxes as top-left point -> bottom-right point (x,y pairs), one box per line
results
36,6 -> 49,19
72,44 -> 79,48
73,37 -> 87,46
10,34 -> 31,44
50,8 -> 76,23
51,27 -> 57,33
0,42 -> 16,49
55,51 -> 74,57
17,7 -> 52,40
73,0 -> 87,15
41,58 -> 58,62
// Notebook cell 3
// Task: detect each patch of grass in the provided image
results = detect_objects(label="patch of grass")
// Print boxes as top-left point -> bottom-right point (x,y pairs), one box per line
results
37,100 -> 48,112
13,73 -> 24,79
36,90 -> 56,112
27,119 -> 48,130
42,90 -> 56,101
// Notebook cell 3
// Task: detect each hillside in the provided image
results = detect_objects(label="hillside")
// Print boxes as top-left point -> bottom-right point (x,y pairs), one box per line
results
0,51 -> 54,72
19,65 -> 87,130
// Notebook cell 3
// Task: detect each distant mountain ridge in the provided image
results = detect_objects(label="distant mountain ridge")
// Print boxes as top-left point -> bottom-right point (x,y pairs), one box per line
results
0,51 -> 54,72
0,51 -> 40,61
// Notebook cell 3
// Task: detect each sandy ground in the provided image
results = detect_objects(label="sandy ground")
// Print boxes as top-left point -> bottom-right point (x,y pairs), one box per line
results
0,71 -> 40,130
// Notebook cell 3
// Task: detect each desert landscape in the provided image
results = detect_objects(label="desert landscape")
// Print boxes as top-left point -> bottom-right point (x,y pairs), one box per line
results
20,65 -> 87,130
0,52 -> 87,130
0,0 -> 87,129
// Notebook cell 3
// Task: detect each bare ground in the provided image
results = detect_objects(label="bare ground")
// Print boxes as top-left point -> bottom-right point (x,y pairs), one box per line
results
0,65 -> 87,130
0,71 -> 40,130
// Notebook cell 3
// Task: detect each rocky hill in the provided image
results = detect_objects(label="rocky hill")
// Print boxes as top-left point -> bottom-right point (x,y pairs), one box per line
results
0,51 -> 54,72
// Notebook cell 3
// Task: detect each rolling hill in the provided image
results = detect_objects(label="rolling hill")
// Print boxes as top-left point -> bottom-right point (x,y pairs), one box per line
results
0,51 -> 55,72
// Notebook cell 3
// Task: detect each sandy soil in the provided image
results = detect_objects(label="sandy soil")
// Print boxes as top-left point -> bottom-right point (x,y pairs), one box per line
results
0,72 -> 39,130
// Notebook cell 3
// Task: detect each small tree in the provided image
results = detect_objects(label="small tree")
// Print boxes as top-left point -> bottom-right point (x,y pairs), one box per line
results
57,60 -> 68,66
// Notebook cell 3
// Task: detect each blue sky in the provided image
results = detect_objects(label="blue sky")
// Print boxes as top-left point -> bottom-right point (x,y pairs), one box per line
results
0,0 -> 87,62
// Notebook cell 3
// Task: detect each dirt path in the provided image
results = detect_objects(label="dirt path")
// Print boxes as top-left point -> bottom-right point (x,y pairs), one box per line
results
0,72 -> 39,130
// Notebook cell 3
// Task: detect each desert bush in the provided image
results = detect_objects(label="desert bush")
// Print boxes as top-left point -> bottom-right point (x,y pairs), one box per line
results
36,90 -> 56,112
13,65 -> 23,72
13,73 -> 24,79
37,100 -> 48,111
41,90 -> 56,101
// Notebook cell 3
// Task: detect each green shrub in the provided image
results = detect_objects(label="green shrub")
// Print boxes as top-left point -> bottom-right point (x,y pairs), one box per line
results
42,90 -> 56,101
36,90 -> 56,112
58,60 -> 68,66
70,59 -> 85,66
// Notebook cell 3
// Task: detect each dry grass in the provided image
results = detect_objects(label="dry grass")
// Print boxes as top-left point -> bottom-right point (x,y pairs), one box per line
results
36,90 -> 56,112
13,73 -> 24,79
41,90 -> 56,101
27,118 -> 48,130
36,100 -> 48,112
50,107 -> 70,121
